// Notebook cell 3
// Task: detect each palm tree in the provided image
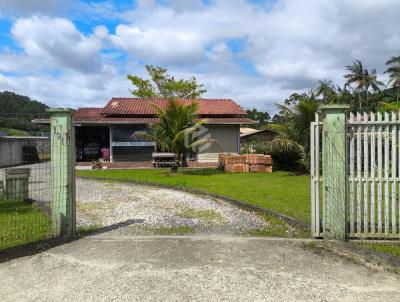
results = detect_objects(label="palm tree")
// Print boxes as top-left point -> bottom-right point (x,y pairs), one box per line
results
385,56 -> 400,105
344,60 -> 368,110
276,96 -> 319,154
364,68 -> 385,109
377,101 -> 400,112
138,98 -> 219,172
315,80 -> 339,103
344,60 -> 384,111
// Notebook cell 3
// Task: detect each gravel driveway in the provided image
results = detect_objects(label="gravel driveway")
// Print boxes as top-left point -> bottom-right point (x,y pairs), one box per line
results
76,178 -> 268,235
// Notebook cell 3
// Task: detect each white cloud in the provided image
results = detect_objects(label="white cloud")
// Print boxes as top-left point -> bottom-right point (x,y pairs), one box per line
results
11,15 -> 104,73
0,70 -> 130,108
115,0 -> 400,97
110,25 -> 204,64
1,0 -> 400,112
206,43 -> 233,68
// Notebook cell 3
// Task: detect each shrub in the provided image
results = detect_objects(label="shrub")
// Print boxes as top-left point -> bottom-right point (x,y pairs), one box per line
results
240,140 -> 271,155
269,138 -> 304,171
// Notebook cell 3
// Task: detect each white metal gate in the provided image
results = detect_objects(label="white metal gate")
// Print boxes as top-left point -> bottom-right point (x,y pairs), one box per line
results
310,113 -> 321,237
347,112 -> 400,238
311,111 -> 400,239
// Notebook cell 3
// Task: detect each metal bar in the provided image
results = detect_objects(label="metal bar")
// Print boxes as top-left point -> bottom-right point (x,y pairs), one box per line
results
356,112 -> 362,233
392,112 -> 397,234
315,113 -> 320,236
363,112 -> 369,233
377,112 -> 383,233
370,112 -> 376,234
384,112 -> 390,234
349,112 -> 355,234
349,121 -> 400,125
310,122 -> 316,236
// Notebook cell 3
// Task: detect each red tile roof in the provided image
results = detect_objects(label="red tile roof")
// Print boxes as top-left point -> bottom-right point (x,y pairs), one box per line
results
101,98 -> 246,116
74,98 -> 254,124
74,107 -> 103,120
75,115 -> 253,125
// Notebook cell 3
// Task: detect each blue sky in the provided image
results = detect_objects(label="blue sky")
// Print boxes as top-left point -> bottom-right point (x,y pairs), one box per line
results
0,0 -> 399,112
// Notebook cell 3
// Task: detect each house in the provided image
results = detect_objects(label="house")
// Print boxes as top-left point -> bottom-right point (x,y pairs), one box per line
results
240,127 -> 278,145
71,98 -> 254,163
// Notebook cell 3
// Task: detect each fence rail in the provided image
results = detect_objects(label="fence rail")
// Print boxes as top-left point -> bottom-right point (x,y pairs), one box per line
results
347,112 -> 400,238
311,107 -> 400,239
0,110 -> 75,250
310,116 -> 321,237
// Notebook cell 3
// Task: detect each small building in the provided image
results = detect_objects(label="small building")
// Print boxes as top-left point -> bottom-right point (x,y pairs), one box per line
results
41,98 -> 253,163
240,127 -> 278,145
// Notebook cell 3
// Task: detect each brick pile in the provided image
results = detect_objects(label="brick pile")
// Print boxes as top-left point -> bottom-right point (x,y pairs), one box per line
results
219,154 -> 273,173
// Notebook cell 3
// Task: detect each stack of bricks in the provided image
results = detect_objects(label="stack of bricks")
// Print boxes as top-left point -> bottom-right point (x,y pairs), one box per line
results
219,154 -> 273,173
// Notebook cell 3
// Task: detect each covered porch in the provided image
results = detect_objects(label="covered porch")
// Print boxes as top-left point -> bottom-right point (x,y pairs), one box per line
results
75,124 -> 156,163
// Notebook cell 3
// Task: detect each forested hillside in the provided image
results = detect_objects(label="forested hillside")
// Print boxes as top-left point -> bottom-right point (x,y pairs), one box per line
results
0,91 -> 49,136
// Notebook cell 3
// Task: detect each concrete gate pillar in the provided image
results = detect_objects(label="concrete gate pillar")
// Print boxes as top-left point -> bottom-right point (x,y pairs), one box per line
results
320,104 -> 350,240
48,108 -> 76,238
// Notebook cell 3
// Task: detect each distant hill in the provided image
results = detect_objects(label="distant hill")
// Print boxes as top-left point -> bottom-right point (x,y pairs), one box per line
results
0,91 -> 49,136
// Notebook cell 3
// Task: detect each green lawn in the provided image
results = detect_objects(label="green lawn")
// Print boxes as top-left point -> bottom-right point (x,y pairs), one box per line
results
0,127 -> 31,136
354,242 -> 400,257
0,200 -> 50,250
77,169 -> 311,224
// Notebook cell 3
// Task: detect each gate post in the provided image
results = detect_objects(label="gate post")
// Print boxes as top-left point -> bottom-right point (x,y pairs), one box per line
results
320,104 -> 349,240
48,108 -> 76,238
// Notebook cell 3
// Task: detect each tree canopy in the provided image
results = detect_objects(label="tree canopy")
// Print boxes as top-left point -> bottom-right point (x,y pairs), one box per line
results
246,108 -> 271,128
127,65 -> 207,99
138,98 -> 218,172
0,91 -> 49,135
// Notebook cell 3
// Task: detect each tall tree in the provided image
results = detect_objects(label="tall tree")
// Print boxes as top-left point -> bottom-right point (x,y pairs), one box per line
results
344,60 -> 367,110
127,65 -> 207,99
138,98 -> 218,172
0,91 -> 49,135
275,95 -> 320,154
315,80 -> 339,103
385,56 -> 400,104
344,60 -> 384,111
246,108 -> 271,128
364,68 -> 385,107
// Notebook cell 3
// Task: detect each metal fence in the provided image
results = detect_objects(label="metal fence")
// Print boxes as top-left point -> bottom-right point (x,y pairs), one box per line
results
348,112 -> 400,238
0,110 -> 75,250
311,107 -> 400,243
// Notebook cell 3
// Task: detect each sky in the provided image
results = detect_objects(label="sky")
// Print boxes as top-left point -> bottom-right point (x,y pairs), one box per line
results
0,0 -> 399,113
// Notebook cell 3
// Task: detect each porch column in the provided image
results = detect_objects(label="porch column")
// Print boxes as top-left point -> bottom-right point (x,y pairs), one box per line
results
320,104 -> 349,240
109,125 -> 113,162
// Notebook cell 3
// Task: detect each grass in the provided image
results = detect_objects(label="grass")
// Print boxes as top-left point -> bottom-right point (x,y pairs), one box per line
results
354,242 -> 400,257
77,169 -> 311,224
0,127 -> 31,136
76,224 -> 101,235
248,214 -> 288,237
249,214 -> 310,237
0,199 -> 50,250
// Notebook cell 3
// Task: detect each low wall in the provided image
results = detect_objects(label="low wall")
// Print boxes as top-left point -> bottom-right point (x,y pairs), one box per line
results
0,136 -> 50,167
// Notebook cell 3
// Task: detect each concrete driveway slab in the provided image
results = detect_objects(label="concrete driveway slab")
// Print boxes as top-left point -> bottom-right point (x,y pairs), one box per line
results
0,236 -> 399,301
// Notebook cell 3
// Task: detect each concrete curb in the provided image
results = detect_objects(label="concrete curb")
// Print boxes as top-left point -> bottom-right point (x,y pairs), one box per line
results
323,240 -> 400,273
77,176 -> 310,230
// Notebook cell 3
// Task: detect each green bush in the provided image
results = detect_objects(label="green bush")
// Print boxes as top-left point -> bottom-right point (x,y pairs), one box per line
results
269,138 -> 304,171
240,139 -> 271,155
